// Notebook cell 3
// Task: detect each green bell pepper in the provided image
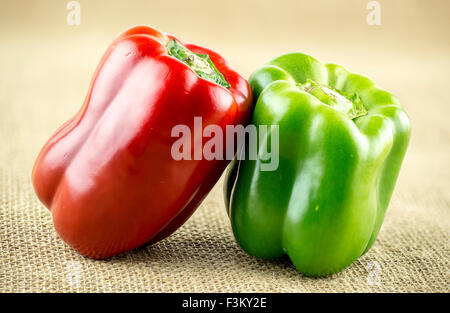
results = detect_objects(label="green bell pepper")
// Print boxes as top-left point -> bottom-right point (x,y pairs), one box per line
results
224,52 -> 411,277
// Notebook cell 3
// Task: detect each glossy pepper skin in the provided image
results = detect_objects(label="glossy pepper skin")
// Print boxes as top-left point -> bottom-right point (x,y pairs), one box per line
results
32,26 -> 253,259
224,53 -> 411,277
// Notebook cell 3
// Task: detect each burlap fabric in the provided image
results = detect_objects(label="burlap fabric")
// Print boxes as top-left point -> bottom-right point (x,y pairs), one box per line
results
1,0 -> 449,292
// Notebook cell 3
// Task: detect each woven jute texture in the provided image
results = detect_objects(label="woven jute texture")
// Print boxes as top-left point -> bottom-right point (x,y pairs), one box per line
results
1,0 -> 449,293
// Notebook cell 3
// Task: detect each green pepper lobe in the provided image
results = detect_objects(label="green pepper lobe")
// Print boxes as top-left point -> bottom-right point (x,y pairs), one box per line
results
167,39 -> 230,88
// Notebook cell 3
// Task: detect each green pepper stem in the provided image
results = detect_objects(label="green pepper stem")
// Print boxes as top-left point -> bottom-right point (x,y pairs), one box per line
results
167,39 -> 230,88
299,79 -> 367,119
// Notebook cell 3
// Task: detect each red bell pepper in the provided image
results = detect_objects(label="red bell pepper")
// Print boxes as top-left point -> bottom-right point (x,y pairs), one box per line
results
32,26 -> 253,259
